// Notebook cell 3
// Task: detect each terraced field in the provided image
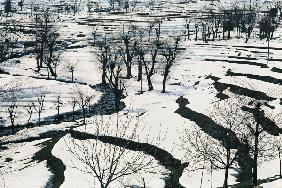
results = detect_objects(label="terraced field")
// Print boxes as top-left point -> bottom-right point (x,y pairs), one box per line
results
0,0 -> 282,188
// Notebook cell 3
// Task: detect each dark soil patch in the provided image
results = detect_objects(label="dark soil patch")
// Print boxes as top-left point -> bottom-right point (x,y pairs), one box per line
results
226,70 -> 282,85
233,45 -> 282,51
77,34 -> 86,37
215,92 -> 230,100
205,58 -> 268,68
213,81 -> 276,101
0,145 -> 9,150
0,69 -> 9,75
32,133 -> 66,188
228,56 -> 257,61
205,74 -> 221,82
5,157 -> 13,162
271,67 -> 282,73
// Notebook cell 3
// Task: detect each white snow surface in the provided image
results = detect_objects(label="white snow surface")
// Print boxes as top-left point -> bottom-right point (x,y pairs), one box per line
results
1,0 -> 282,187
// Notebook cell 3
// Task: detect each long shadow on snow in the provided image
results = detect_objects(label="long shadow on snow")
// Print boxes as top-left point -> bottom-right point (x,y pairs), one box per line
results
226,70 -> 282,85
206,75 -> 276,101
175,104 -> 253,186
1,127 -> 189,188
69,129 -> 189,188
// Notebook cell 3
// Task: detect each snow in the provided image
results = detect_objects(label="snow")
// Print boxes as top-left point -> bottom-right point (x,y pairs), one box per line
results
0,139 -> 52,188
262,179 -> 282,188
52,134 -> 167,188
0,162 -> 52,188
1,0 -> 282,187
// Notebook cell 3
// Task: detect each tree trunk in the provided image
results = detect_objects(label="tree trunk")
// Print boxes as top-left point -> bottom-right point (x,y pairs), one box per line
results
101,182 -> 107,188
162,72 -> 168,93
195,27 -> 198,41
36,57 -> 40,71
102,63 -> 106,84
72,107 -> 75,122
144,63 -> 154,91
200,169 -> 204,188
57,106 -> 60,122
114,87 -> 120,111
9,112 -> 14,134
82,106 -> 86,125
267,38 -> 270,62
126,64 -> 131,78
279,151 -> 281,178
147,75 -> 153,91
47,63 -> 56,77
253,131 -> 259,186
38,112 -> 41,126
71,71 -> 74,83
223,149 -> 231,188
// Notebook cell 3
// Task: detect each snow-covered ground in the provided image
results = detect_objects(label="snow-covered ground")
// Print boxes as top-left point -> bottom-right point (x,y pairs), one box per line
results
1,0 -> 282,187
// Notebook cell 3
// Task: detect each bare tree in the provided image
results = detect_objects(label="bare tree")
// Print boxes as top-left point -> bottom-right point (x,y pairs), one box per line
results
240,101 -> 278,186
73,86 -> 94,125
195,23 -> 199,41
108,0 -> 116,10
97,37 -> 111,85
0,80 -> 21,134
148,0 -> 155,10
71,96 -> 77,122
130,0 -> 138,12
143,39 -> 161,91
66,114 -> 157,188
33,94 -> 45,126
72,0 -> 81,15
7,93 -> 18,134
273,136 -> 282,178
137,21 -> 162,91
86,0 -> 92,14
18,0 -> 24,11
105,61 -> 125,111
55,95 -> 63,122
92,26 -> 99,46
34,10 -> 60,78
161,36 -> 181,93
52,54 -> 61,80
44,27 -> 60,79
4,0 -> 12,16
208,97 -> 249,187
181,124 -> 238,188
25,103 -> 34,124
184,19 -> 190,41
0,24 -> 16,63
66,60 -> 77,83
119,31 -> 138,78
0,38 -> 11,63
34,15 -> 45,71
136,49 -> 144,93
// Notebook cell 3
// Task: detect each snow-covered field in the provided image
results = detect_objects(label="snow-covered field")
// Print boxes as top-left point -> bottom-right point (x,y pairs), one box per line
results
1,0 -> 282,187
